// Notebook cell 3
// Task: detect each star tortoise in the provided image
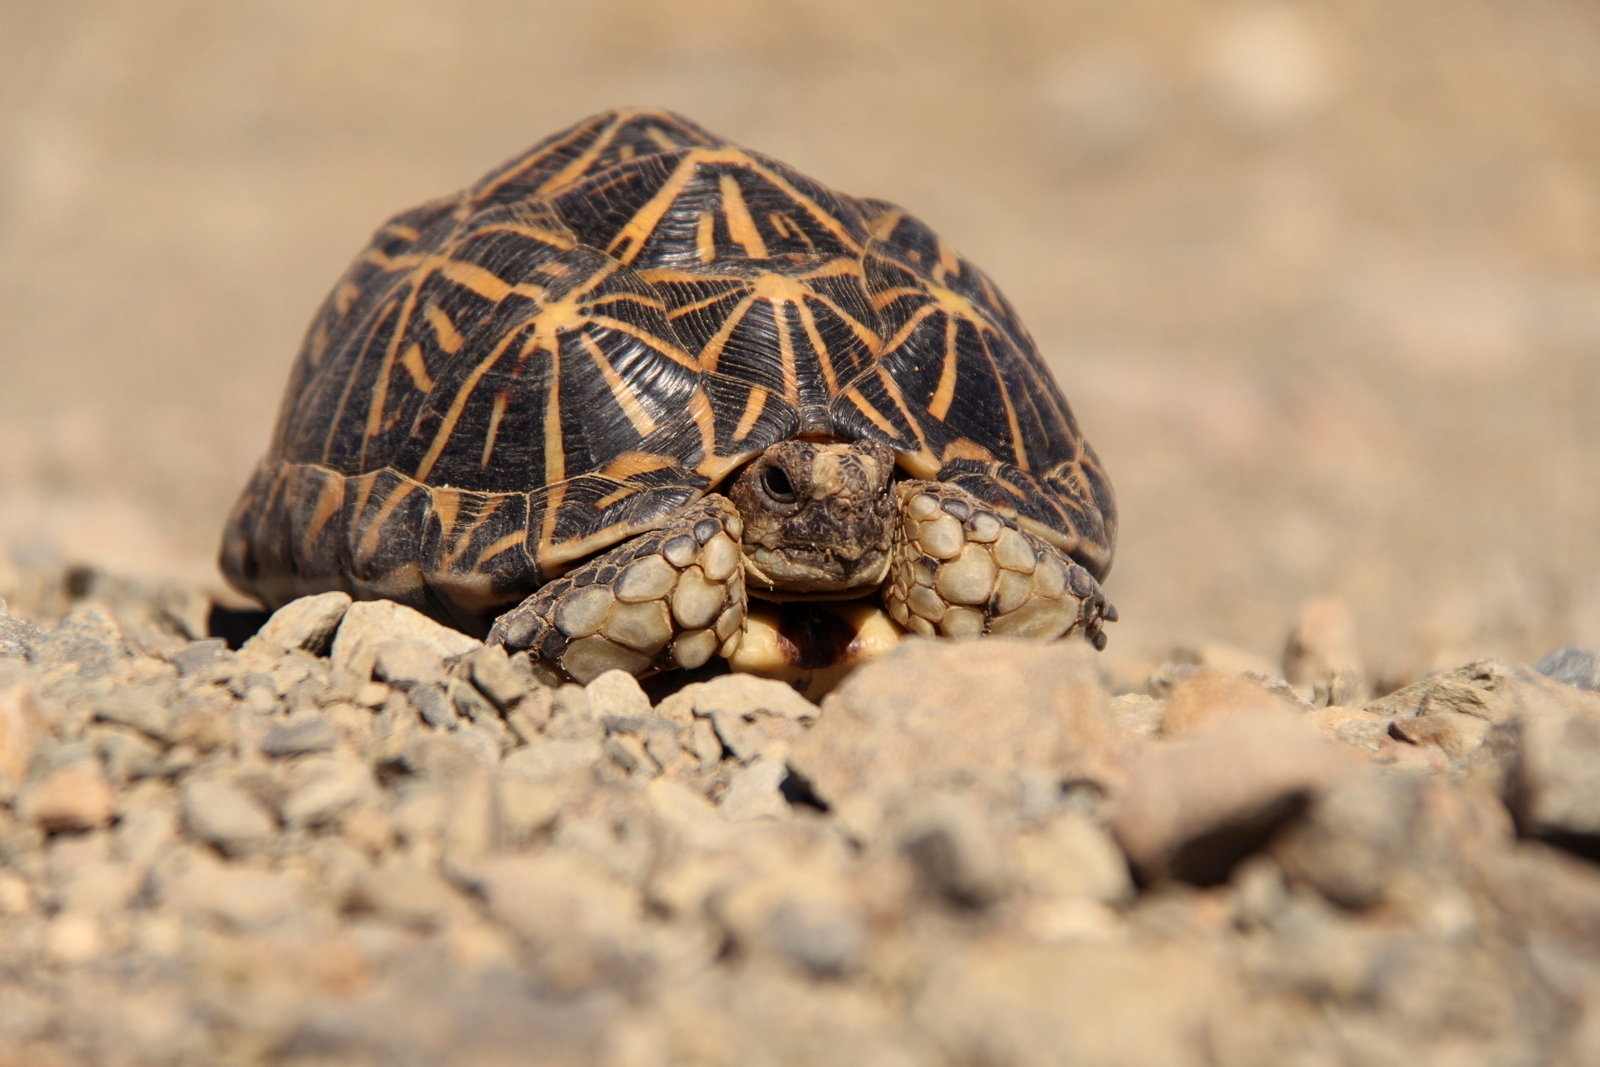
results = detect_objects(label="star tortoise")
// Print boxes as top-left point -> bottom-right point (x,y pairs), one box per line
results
221,108 -> 1118,684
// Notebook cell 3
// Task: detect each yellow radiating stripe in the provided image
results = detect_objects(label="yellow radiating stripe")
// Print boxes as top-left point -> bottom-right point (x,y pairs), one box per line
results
480,390 -> 508,467
607,147 -> 763,264
844,387 -> 899,438
589,289 -> 667,313
479,528 -> 527,565
775,303 -> 798,404
878,301 -> 939,359
400,343 -> 435,391
585,314 -> 701,372
741,159 -> 860,254
696,212 -> 717,263
301,473 -> 346,556
600,451 -> 678,480
533,112 -> 628,196
690,293 -> 757,374
985,332 -> 1028,469
579,331 -> 657,437
334,281 -> 361,315
874,364 -> 929,450
431,488 -> 462,548
768,212 -> 793,239
415,327 -> 524,482
664,285 -> 744,320
357,481 -> 417,563
734,386 -> 768,439
538,481 -> 568,563
542,338 -> 565,488
928,316 -> 960,420
688,389 -> 718,461
426,304 -> 464,354
941,438 -> 995,464
802,290 -> 881,353
361,291 -> 416,459
870,284 -> 926,312
440,260 -> 512,303
795,300 -> 838,392
593,484 -> 641,510
719,174 -> 768,258
865,206 -> 904,241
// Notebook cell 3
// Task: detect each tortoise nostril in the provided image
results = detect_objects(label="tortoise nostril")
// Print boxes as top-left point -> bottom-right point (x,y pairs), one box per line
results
762,464 -> 796,503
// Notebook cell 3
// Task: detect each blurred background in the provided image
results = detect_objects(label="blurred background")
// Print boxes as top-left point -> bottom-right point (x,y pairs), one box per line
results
2,0 -> 1597,685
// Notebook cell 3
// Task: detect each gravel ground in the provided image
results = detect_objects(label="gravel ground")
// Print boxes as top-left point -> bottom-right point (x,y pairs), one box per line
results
5,565 -> 1600,1066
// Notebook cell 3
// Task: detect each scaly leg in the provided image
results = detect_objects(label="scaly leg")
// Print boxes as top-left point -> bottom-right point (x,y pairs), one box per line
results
883,481 -> 1116,648
487,496 -> 747,683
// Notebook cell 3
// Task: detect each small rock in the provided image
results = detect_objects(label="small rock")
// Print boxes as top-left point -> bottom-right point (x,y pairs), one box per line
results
1283,598 -> 1368,706
587,669 -> 653,727
373,638 -> 448,691
1390,711 -> 1493,759
0,870 -> 33,915
913,940 -> 1219,1067
1507,685 -> 1600,852
789,639 -> 1114,838
25,763 -> 116,832
282,756 -> 375,829
354,853 -> 476,926
496,776 -> 563,847
94,684 -> 179,743
407,682 -> 458,728
1109,692 -> 1164,740
1160,668 -> 1306,737
91,723 -> 168,783
0,684 -> 45,782
448,852 -> 643,992
502,739 -> 603,782
159,849 -> 303,929
762,892 -> 868,978
44,911 -> 105,963
1537,647 -> 1600,692
168,638 -> 230,678
257,591 -> 352,654
603,733 -> 661,779
698,674 -> 818,763
0,613 -> 42,659
330,599 -> 480,681
1016,812 -> 1134,906
113,783 -> 180,871
28,607 -> 128,678
460,644 -> 531,711
894,790 -> 1013,908
260,717 -> 341,758
720,758 -> 790,822
547,684 -> 601,741
1366,659 -> 1558,724
1273,772 -> 1426,908
1111,710 -> 1357,884
1303,705 -> 1390,752
181,774 -> 279,856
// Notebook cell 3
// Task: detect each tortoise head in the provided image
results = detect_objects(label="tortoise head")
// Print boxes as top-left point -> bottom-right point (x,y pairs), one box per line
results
727,439 -> 897,597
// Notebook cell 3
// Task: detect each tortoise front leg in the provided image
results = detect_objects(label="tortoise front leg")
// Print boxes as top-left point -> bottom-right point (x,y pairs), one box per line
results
487,496 -> 747,684
883,481 -> 1117,648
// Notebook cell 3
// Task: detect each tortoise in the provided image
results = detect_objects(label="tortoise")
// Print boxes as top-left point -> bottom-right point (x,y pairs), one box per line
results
220,108 -> 1118,685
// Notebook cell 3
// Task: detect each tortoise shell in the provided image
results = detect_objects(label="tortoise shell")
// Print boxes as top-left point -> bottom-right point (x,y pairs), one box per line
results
221,109 -> 1116,636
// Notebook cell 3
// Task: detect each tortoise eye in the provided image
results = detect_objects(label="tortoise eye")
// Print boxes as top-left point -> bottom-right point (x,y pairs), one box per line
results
761,465 -> 796,503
